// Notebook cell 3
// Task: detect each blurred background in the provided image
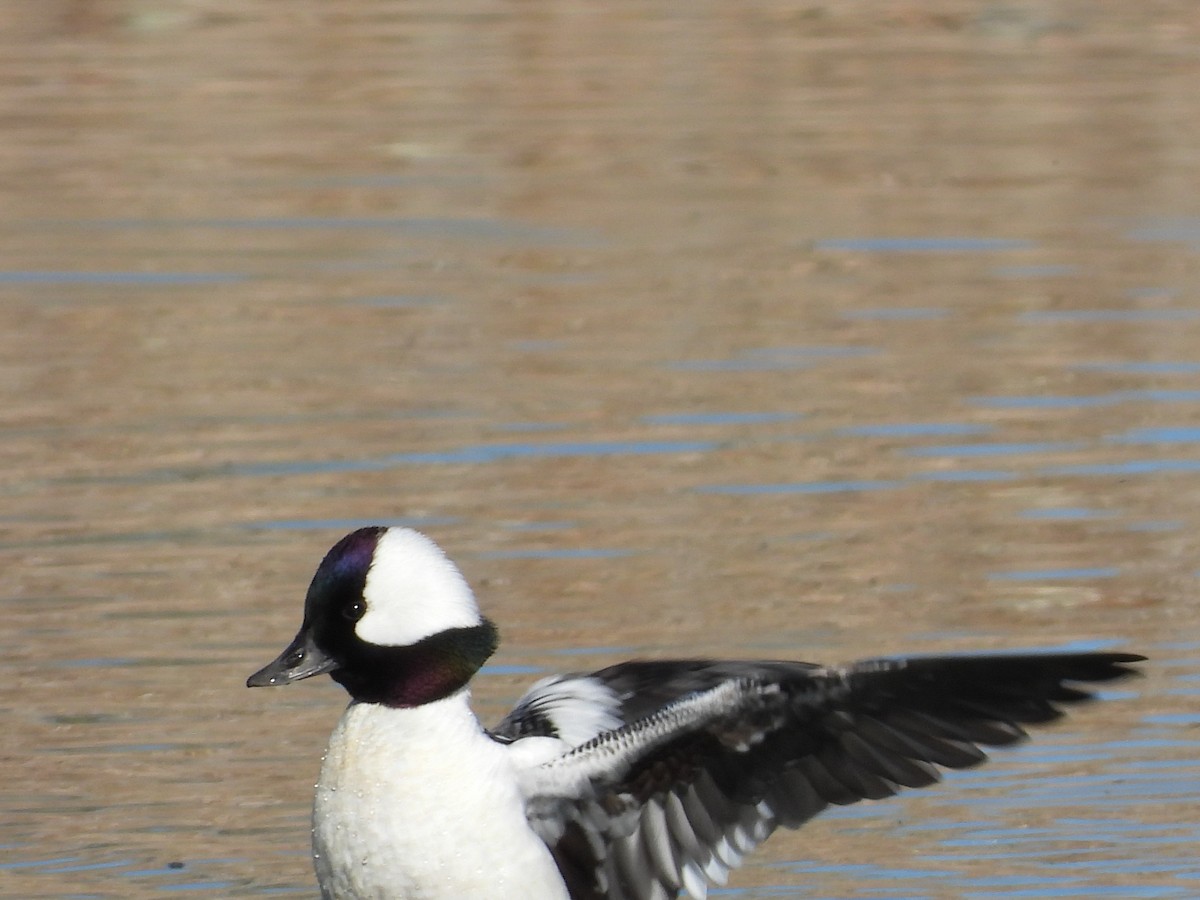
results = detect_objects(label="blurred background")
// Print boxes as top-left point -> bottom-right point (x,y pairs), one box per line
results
2,1 -> 1197,897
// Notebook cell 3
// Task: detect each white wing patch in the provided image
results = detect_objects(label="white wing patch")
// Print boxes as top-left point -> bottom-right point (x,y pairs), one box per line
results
521,675 -> 626,747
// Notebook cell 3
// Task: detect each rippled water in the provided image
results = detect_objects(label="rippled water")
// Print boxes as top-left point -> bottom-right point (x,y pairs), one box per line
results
4,2 -> 1199,898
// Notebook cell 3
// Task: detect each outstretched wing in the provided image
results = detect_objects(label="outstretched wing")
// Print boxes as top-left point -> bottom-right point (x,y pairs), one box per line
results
509,652 -> 1142,900
492,659 -> 821,747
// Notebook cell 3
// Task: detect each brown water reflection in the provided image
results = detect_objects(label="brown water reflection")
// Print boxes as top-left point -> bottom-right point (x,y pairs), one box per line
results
3,2 -> 1198,897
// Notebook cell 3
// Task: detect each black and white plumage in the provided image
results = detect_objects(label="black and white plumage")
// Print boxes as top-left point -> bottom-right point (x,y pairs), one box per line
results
247,526 -> 1143,900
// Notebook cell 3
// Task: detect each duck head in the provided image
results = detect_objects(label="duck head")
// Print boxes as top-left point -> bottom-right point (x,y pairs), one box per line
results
247,527 -> 498,707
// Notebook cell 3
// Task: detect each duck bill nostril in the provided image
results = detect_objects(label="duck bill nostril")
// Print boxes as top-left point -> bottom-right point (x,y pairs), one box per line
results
246,628 -> 339,688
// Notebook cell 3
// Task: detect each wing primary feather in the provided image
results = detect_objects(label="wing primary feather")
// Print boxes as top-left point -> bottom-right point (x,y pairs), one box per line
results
839,730 -> 940,788
750,800 -> 775,843
681,861 -> 709,900
884,707 -> 1022,748
853,712 -> 984,769
639,801 -> 682,890
712,833 -> 743,869
816,744 -> 898,800
770,768 -> 828,826
728,821 -> 755,855
701,853 -> 729,886
612,831 -> 657,900
681,775 -> 726,847
793,754 -> 861,805
663,789 -> 707,864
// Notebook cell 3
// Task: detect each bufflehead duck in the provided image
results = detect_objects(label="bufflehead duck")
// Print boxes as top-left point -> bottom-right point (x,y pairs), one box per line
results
247,526 -> 1143,900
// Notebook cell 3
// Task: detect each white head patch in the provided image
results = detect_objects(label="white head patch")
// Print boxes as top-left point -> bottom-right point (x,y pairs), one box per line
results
354,529 -> 482,647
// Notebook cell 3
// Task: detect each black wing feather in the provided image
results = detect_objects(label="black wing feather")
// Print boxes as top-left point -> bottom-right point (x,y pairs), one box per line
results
515,650 -> 1142,900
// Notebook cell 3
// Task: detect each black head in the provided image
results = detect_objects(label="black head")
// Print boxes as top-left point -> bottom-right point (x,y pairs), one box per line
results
247,527 -> 499,707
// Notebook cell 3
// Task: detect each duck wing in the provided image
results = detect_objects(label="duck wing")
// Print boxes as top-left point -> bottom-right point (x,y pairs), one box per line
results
504,652 -> 1142,900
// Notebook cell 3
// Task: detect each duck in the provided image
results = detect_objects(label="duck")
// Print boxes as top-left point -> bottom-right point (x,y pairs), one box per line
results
247,525 -> 1143,900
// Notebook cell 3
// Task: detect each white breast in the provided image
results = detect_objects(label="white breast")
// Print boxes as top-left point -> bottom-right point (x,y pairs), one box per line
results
312,693 -> 571,900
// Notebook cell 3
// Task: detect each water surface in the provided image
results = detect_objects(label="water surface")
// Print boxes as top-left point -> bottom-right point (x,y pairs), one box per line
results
2,2 -> 1196,898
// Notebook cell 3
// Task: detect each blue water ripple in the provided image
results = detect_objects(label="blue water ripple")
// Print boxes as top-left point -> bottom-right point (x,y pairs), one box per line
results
973,389 -> 1200,409
1074,361 -> 1200,375
1020,309 -> 1200,323
840,422 -> 993,438
991,264 -> 1080,278
1111,426 -> 1200,443
480,663 -> 544,676
0,856 -> 81,870
816,237 -> 1032,253
43,859 -> 136,873
667,346 -> 875,372
912,469 -> 1016,483
1126,218 -> 1200,244
988,567 -> 1120,581
905,441 -> 1083,458
1018,507 -> 1109,520
642,412 -> 802,426
1041,460 -> 1200,477
698,479 -> 904,495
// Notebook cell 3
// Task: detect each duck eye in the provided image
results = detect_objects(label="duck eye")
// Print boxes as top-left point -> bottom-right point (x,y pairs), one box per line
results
343,599 -> 366,622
